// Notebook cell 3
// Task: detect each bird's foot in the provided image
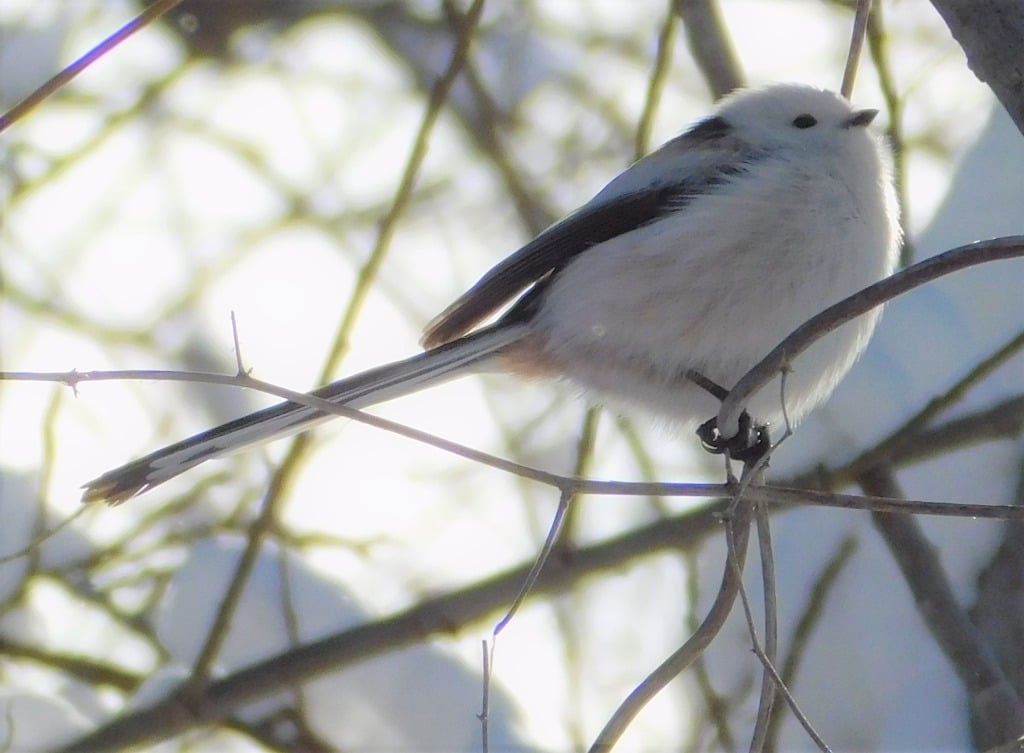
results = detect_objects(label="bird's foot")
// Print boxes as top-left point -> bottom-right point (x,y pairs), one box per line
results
697,410 -> 771,464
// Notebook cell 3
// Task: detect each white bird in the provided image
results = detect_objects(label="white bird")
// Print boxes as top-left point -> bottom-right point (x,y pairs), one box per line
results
83,83 -> 900,505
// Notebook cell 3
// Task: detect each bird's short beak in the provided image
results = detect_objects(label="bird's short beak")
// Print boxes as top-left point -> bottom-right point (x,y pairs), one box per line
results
845,109 -> 879,128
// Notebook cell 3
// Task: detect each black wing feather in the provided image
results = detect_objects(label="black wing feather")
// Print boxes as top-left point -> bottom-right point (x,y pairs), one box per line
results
422,188 -> 683,347
422,116 -> 752,348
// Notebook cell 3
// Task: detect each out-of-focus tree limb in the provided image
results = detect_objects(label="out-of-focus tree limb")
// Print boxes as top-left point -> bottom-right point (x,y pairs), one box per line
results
674,0 -> 744,98
929,0 -> 1024,136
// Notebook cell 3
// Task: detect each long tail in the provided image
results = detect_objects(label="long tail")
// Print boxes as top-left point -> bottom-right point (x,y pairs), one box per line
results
82,324 -> 528,505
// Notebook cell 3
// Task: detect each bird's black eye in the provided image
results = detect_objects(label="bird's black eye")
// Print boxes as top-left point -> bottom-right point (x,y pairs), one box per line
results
792,114 -> 817,129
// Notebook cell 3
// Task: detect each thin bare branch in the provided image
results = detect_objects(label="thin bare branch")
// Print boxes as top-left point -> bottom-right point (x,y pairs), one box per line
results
734,552 -> 833,753
588,497 -> 754,753
10,367 -> 1024,521
865,1 -> 914,266
493,487 -> 573,637
718,236 -> 1024,439
840,0 -> 872,98
764,535 -> 859,752
318,0 -> 487,386
635,3 -> 679,158
0,0 -> 185,133
841,328 -> 1024,481
748,501 -> 780,753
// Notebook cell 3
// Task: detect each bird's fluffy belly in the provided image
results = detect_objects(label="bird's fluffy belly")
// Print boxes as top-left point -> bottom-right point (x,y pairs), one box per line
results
528,184 -> 887,427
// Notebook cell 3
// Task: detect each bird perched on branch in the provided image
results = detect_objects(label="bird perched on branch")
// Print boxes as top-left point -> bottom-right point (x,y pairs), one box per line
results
83,83 -> 900,505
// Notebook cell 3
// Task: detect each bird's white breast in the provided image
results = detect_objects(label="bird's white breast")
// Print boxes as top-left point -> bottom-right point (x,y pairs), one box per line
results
532,144 -> 898,429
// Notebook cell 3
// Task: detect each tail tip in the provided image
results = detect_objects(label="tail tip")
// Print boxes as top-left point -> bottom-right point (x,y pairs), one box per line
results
80,478 -> 144,506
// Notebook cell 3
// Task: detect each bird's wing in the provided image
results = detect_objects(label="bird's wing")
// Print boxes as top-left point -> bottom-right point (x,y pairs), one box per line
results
421,115 -> 758,348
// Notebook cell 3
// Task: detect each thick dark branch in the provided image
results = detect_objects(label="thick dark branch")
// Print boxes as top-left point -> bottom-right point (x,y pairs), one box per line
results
929,0 -> 1024,136
53,503 -> 729,753
861,467 -> 1024,748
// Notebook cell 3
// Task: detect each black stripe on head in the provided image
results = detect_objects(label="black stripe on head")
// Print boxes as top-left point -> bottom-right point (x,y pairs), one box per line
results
684,115 -> 731,142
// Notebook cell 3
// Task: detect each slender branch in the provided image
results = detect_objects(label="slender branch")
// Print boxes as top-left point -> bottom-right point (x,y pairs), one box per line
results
318,0 -> 486,386
785,396 -> 1024,494
180,316 -> 269,693
865,1 -> 914,266
480,638 -> 492,753
182,0 -> 484,710
675,0 -> 745,98
749,500 -> 780,753
6,368 -> 1023,520
634,3 -> 679,158
839,329 -> 1024,481
718,236 -> 1024,439
743,629 -> 833,753
0,0 -> 185,134
493,487 -> 573,637
588,497 -> 754,753
839,0 -> 872,98
685,547 -> 737,750
764,535 -> 859,753
735,553 -> 833,753
0,637 -> 139,692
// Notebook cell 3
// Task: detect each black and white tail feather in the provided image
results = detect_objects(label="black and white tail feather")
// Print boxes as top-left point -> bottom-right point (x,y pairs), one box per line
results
82,325 -> 528,504
83,84 -> 899,504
